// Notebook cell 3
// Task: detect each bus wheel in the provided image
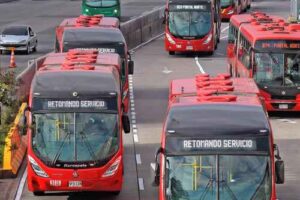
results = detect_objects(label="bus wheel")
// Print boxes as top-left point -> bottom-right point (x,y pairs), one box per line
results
207,51 -> 214,56
33,191 -> 44,196
169,51 -> 175,55
247,4 -> 251,9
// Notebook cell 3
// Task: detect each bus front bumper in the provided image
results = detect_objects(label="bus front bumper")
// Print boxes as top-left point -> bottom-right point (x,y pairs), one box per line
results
265,99 -> 300,111
27,165 -> 123,192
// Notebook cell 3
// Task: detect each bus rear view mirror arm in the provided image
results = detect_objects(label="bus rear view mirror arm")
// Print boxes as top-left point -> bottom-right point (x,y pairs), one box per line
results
122,114 -> 130,133
274,144 -> 285,184
152,147 -> 164,186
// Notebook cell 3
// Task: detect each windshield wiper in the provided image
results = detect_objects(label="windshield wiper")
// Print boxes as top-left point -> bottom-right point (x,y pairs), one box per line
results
250,163 -> 269,200
79,131 -> 98,163
51,131 -> 72,166
219,180 -> 238,200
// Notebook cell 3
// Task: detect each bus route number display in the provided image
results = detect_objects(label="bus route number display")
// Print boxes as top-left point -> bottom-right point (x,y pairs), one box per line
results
170,4 -> 208,11
256,40 -> 300,50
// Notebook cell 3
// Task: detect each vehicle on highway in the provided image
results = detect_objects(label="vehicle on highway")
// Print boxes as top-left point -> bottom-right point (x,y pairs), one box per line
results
0,25 -> 37,54
153,73 -> 284,200
164,0 -> 221,55
26,51 -> 130,196
82,0 -> 121,18
221,0 -> 251,20
227,12 -> 300,111
55,15 -> 133,113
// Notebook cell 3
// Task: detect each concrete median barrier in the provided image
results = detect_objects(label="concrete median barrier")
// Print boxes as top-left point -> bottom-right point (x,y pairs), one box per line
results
0,103 -> 27,178
121,6 -> 165,49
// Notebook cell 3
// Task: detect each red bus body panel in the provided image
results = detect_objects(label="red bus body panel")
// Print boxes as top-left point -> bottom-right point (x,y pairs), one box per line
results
227,13 -> 300,111
158,74 -> 278,199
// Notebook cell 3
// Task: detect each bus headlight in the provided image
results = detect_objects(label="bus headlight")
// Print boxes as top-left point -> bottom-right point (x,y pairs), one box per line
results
114,9 -> 118,14
166,33 -> 176,44
102,157 -> 121,177
28,155 -> 49,178
203,33 -> 212,44
227,10 -> 234,15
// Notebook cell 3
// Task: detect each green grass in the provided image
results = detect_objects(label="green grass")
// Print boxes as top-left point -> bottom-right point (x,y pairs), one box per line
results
0,131 -> 6,168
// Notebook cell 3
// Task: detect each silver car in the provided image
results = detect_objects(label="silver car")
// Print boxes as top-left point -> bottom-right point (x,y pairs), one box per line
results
0,25 -> 38,54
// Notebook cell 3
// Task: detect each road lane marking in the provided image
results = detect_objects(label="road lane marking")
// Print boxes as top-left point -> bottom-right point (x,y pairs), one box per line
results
15,167 -> 27,200
130,33 -> 164,53
136,154 -> 142,165
162,66 -> 172,74
195,57 -> 206,74
138,178 -> 145,190
221,26 -> 229,33
133,134 -> 139,143
150,163 -> 156,171
278,119 -> 297,124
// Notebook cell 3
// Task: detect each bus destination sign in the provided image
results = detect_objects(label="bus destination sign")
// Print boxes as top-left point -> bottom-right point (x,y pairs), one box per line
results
165,137 -> 269,155
170,4 -> 209,11
47,100 -> 107,109
255,40 -> 300,50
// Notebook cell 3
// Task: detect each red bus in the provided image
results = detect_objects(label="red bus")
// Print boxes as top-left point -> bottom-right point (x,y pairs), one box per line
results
26,51 -> 130,196
153,73 -> 284,200
56,15 -> 133,113
164,0 -> 221,55
221,0 -> 251,20
227,12 -> 300,111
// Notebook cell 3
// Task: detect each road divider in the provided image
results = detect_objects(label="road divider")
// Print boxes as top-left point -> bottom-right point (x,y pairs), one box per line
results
0,103 -> 27,178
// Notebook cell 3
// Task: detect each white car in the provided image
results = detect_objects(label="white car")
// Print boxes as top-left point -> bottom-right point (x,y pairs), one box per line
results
0,25 -> 38,54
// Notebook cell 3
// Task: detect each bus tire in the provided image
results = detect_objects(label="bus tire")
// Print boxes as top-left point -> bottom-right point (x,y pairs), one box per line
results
169,51 -> 175,55
33,191 -> 44,196
247,4 -> 251,9
207,51 -> 214,56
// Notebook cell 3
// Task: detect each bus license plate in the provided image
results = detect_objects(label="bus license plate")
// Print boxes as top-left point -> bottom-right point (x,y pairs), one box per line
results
69,181 -> 82,188
279,104 -> 288,109
186,46 -> 193,50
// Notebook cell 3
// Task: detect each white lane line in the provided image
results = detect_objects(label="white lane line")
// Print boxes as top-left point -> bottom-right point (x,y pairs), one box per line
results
132,124 -> 137,129
133,129 -> 138,133
132,120 -> 136,124
15,167 -> 27,200
221,35 -> 228,40
150,163 -> 156,171
130,33 -> 164,53
136,154 -> 142,165
221,26 -> 229,33
195,57 -> 206,74
133,134 -> 139,143
138,178 -> 145,190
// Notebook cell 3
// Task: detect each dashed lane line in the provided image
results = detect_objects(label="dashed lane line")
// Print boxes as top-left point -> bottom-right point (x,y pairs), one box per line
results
195,57 -> 206,74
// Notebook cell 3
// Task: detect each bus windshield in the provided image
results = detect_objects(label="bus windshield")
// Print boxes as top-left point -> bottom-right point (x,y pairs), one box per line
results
85,0 -> 118,8
32,112 -> 119,167
254,52 -> 300,87
166,155 -> 271,200
168,10 -> 211,38
221,0 -> 234,8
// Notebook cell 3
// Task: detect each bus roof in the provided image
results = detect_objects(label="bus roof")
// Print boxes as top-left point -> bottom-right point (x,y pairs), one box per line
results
62,27 -> 125,48
32,67 -> 119,99
169,73 -> 261,106
58,15 -> 119,28
41,51 -> 121,71
230,12 -> 300,43
166,104 -> 269,137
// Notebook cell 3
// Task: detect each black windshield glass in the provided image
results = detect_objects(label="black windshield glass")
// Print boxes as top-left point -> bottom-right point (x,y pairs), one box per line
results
2,26 -> 28,36
32,112 -> 119,168
166,155 -> 271,200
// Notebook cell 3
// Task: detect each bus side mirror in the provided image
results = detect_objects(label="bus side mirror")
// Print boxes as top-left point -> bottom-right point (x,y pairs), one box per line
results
275,160 -> 285,184
274,144 -> 284,184
128,60 -> 134,75
152,147 -> 164,186
20,106 -> 30,136
122,114 -> 130,133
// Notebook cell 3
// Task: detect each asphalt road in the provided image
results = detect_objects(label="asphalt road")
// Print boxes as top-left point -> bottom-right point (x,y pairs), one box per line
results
2,0 -> 300,200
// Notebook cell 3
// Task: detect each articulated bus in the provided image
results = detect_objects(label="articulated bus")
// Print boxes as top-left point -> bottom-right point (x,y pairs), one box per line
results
55,15 -> 133,113
153,73 -> 284,200
164,0 -> 221,55
221,0 -> 251,20
227,12 -> 300,111
27,51 -> 130,195
82,0 -> 121,18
